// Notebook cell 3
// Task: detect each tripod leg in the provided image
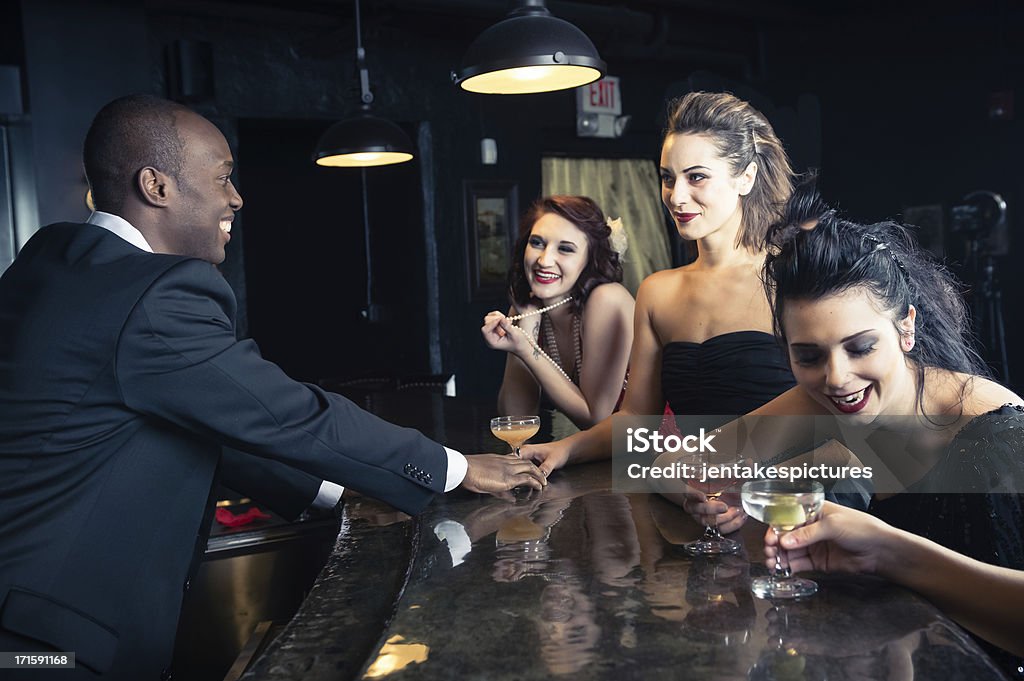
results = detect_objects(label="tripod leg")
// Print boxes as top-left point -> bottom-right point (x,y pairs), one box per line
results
993,291 -> 1010,385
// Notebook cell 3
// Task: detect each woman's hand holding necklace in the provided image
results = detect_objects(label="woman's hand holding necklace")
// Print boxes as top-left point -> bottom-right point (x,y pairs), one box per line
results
481,306 -> 539,357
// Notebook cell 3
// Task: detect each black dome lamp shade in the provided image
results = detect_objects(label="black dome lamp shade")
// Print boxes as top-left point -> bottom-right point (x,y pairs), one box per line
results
313,0 -> 414,167
453,0 -> 606,95
314,113 -> 414,168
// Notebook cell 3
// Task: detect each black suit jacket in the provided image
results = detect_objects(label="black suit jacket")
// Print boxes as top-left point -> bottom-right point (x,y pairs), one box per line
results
0,223 -> 447,679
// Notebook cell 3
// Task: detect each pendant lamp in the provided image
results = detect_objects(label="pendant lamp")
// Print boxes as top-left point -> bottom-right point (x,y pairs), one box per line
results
453,0 -> 606,95
314,0 -> 414,167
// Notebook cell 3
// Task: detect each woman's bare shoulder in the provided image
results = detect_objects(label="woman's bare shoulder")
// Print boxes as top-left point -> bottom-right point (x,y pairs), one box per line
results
636,266 -> 688,299
586,281 -> 634,307
956,372 -> 1024,414
582,284 -> 634,334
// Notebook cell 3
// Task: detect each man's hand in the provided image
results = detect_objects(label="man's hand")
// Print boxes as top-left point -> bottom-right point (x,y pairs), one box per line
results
461,454 -> 547,494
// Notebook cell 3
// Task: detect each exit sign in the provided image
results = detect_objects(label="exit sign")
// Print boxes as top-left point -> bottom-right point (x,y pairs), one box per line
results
577,76 -> 621,115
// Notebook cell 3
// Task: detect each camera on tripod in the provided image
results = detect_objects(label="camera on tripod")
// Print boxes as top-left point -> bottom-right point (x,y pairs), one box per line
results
949,190 -> 1010,385
950,190 -> 1008,255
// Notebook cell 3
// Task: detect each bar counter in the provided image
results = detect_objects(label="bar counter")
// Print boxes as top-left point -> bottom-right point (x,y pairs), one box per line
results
241,393 -> 1008,680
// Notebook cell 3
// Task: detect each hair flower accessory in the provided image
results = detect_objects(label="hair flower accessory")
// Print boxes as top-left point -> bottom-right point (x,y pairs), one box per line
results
606,216 -> 628,257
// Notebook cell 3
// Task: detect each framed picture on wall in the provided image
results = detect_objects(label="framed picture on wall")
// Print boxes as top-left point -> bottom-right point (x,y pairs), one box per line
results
464,180 -> 519,301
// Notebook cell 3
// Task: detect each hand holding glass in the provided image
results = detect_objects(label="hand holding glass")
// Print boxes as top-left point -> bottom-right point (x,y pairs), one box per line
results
741,479 -> 824,599
683,454 -> 741,556
490,416 -> 540,458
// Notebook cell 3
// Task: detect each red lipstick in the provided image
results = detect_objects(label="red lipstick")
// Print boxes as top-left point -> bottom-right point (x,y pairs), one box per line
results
829,385 -> 872,414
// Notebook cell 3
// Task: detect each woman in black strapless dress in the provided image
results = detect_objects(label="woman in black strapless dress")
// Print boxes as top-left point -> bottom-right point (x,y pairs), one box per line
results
523,91 -> 796,494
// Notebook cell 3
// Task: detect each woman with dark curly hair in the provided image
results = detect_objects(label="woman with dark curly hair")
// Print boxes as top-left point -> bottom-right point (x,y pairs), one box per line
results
481,195 -> 634,436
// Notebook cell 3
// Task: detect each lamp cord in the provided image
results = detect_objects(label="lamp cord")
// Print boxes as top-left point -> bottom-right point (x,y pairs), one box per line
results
361,167 -> 373,317
354,0 -> 363,52
354,0 -> 373,106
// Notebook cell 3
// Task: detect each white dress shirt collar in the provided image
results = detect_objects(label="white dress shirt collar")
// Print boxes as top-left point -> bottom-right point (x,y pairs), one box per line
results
86,211 -> 154,253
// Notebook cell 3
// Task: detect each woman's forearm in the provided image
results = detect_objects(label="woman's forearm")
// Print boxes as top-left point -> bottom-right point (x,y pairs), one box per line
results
513,346 -> 605,428
560,411 -> 619,464
880,526 -> 1024,656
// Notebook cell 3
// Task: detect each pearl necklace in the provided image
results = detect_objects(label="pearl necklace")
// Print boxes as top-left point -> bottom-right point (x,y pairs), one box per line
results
507,295 -> 573,322
508,296 -> 575,383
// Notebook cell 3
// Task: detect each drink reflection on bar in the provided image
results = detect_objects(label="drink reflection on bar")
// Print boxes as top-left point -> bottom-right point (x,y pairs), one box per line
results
2,2 -> 1023,680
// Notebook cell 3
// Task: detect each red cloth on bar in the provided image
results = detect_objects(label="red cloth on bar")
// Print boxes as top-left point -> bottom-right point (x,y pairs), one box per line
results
215,506 -> 271,527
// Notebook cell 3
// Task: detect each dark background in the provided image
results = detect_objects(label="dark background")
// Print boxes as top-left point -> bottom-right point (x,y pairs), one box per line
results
2,0 -> 1021,399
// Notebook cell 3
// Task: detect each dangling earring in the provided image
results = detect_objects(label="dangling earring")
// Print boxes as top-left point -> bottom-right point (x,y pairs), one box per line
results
901,331 -> 915,352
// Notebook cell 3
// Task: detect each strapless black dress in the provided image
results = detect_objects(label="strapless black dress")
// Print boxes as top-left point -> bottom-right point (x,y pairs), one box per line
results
661,331 -> 795,417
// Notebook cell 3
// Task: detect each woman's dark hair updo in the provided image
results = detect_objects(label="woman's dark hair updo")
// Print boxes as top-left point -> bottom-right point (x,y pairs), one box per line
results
509,195 -> 623,313
763,175 -> 989,392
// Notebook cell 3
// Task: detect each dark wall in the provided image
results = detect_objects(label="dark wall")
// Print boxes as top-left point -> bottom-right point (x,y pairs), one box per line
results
237,117 -> 429,382
15,1 -> 1024,395
20,0 -> 149,226
760,4 -> 1024,386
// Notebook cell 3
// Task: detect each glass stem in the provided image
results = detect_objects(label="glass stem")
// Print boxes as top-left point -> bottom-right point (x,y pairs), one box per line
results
512,446 -> 521,458
703,492 -> 722,540
773,605 -> 788,648
772,528 -> 791,582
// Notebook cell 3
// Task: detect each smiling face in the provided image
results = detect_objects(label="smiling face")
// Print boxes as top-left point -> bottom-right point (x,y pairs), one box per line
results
783,287 -> 917,422
659,133 -> 756,244
163,111 -> 243,264
523,212 -> 589,305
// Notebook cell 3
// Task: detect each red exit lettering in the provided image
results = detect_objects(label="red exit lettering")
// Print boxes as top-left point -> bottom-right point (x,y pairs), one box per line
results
588,80 -> 617,108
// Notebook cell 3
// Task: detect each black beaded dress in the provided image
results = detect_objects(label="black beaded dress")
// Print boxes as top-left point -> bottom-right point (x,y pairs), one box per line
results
869,404 -> 1024,675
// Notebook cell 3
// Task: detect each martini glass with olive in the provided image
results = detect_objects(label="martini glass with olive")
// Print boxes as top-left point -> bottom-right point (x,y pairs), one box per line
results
741,479 -> 824,599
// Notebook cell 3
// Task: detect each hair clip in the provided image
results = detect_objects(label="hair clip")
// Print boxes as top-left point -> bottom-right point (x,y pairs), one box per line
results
606,216 -> 628,256
862,235 -> 908,278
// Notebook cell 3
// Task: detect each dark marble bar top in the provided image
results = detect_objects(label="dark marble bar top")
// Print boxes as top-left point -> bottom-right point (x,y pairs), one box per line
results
242,394 -> 1009,681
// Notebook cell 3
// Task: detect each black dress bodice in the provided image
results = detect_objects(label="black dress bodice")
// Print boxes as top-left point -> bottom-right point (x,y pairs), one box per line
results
661,331 -> 795,416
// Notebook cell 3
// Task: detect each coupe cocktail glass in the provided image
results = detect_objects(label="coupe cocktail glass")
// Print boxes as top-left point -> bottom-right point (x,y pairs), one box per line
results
490,415 -> 541,458
741,479 -> 824,599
